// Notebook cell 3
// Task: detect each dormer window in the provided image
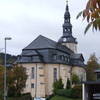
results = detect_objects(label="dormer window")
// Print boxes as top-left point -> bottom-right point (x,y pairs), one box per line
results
53,54 -> 57,60
65,56 -> 70,63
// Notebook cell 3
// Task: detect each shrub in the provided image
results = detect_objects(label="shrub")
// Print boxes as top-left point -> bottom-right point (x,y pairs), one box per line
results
46,94 -> 54,100
21,93 -> 32,100
8,93 -> 32,100
71,74 -> 80,85
53,78 -> 64,94
71,85 -> 82,98
56,89 -> 72,97
56,85 -> 82,98
66,78 -> 71,89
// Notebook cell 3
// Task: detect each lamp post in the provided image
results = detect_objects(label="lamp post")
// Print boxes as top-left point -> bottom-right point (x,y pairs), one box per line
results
4,37 -> 12,100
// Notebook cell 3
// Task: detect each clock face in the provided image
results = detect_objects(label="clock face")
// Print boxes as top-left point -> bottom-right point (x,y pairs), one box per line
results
63,38 -> 66,42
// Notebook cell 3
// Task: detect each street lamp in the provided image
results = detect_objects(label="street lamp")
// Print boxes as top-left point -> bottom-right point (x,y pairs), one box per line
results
4,37 -> 12,100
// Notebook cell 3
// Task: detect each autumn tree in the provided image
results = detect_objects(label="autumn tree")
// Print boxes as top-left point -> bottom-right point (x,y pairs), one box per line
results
86,53 -> 100,81
77,0 -> 100,33
0,65 -> 4,100
7,65 -> 27,97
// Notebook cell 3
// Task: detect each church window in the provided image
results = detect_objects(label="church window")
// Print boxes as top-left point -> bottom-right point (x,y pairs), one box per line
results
65,28 -> 67,32
54,68 -> 57,82
67,19 -> 70,22
31,67 -> 35,79
31,83 -> 34,88
68,29 -> 70,32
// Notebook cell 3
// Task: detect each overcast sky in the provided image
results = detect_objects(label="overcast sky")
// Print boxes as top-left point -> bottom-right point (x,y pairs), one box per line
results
0,0 -> 100,62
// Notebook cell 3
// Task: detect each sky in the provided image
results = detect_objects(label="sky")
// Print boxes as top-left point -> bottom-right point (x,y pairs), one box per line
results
0,0 -> 100,62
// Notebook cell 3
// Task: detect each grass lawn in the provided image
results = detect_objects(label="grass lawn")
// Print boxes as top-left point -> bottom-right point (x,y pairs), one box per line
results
50,95 -> 82,100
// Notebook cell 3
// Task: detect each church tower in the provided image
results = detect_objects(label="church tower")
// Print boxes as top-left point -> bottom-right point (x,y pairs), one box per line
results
58,1 -> 77,53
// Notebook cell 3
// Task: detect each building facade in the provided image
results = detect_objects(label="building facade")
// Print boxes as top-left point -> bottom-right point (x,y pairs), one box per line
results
16,2 -> 86,98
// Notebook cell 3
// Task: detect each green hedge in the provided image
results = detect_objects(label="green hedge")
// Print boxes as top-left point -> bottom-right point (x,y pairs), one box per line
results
8,93 -> 32,100
56,85 -> 82,98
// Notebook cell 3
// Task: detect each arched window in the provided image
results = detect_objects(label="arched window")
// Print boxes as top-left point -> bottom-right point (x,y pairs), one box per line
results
31,67 -> 35,79
54,68 -> 57,82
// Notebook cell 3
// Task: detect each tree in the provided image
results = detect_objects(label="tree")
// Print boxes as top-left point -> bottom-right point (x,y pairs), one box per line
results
7,65 -> 27,97
0,53 -> 17,65
77,0 -> 100,33
86,53 -> 100,81
71,74 -> 80,85
53,78 -> 64,94
66,78 -> 71,89
0,65 -> 4,100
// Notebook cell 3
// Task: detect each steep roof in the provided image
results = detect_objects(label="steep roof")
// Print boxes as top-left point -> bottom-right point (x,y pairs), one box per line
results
24,35 -> 56,50
23,35 -> 73,54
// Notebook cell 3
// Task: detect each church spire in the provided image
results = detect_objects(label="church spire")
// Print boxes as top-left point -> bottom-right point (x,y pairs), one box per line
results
58,1 -> 77,53
63,0 -> 72,36
66,0 -> 69,10
58,1 -> 77,44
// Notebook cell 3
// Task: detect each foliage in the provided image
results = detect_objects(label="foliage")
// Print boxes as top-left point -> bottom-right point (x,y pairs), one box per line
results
71,74 -> 80,85
77,0 -> 100,33
56,89 -> 72,97
50,95 -> 81,100
86,53 -> 100,81
7,65 -> 27,97
53,78 -> 64,94
56,85 -> 82,99
71,85 -> 82,98
8,93 -> 32,100
0,65 -> 4,100
66,78 -> 71,89
46,94 -> 54,100
0,53 -> 17,65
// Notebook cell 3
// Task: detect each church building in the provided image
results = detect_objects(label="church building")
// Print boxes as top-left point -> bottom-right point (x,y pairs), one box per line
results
16,2 -> 86,98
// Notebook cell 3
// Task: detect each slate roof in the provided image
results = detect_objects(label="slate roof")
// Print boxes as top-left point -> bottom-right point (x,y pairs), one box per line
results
16,35 -> 85,67
23,35 -> 73,54
24,35 -> 56,50
71,54 -> 84,61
